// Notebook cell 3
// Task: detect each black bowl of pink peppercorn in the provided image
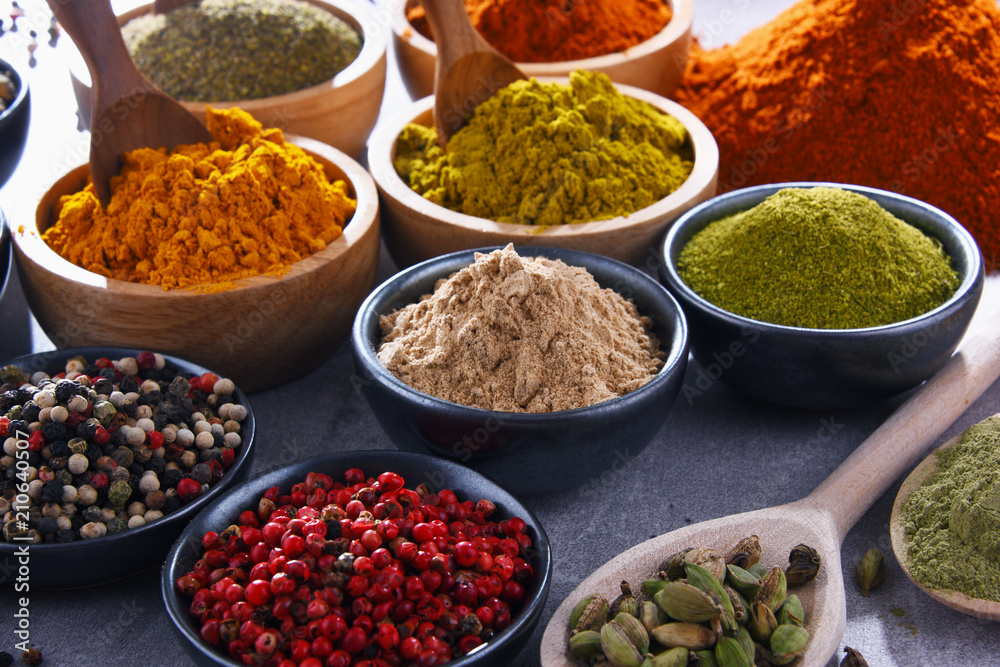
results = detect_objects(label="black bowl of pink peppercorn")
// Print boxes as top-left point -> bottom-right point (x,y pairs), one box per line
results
351,246 -> 690,495
162,450 -> 552,667
0,346 -> 255,588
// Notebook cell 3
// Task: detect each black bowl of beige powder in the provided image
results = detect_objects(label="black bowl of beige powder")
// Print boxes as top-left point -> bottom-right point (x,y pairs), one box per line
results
351,244 -> 689,494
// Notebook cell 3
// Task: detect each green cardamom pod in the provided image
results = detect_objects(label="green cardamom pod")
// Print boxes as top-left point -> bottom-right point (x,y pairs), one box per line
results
684,547 -> 727,583
649,647 -> 689,667
651,622 -> 718,651
786,544 -> 821,587
714,635 -> 750,667
695,649 -> 719,667
610,580 -> 640,618
685,562 -> 737,633
641,578 -> 670,599
657,548 -> 694,581
570,593 -> 609,633
725,564 -> 762,600
601,622 -> 644,667
748,602 -> 778,645
613,612 -> 650,655
769,624 -> 809,665
855,548 -> 885,597
753,567 -> 787,613
569,629 -> 603,661
725,535 -> 762,569
654,581 -> 723,623
638,600 -> 664,633
746,562 -> 768,579
723,585 -> 749,626
735,627 -> 756,665
777,594 -> 805,627
841,646 -> 870,667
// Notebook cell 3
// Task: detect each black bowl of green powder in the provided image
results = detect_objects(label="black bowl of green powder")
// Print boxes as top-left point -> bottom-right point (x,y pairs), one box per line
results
659,183 -> 984,409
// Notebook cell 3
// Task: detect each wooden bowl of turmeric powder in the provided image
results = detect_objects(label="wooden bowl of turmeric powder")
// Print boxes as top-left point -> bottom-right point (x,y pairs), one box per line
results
68,0 -> 387,159
368,76 -> 719,268
392,0 -> 694,99
8,124 -> 381,393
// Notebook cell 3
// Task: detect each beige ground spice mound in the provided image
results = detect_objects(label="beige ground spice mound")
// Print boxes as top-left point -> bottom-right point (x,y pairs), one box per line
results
377,245 -> 665,413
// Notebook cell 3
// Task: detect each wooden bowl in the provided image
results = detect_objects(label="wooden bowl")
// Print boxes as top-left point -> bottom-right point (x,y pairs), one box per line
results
69,0 -> 386,158
8,137 -> 380,393
391,0 -> 694,99
368,86 -> 718,268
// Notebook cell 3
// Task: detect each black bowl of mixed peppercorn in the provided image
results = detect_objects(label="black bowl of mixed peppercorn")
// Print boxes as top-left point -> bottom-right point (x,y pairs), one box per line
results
162,450 -> 552,667
0,54 -> 29,189
0,347 -> 255,588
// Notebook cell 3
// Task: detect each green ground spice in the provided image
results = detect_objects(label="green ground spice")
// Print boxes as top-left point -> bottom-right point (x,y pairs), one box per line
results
899,415 -> 1000,602
122,0 -> 362,102
393,71 -> 694,226
676,187 -> 960,329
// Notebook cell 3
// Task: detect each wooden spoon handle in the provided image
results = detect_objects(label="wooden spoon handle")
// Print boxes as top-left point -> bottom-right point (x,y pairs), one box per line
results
420,0 -> 492,71
47,0 -> 148,102
803,306 -> 1000,541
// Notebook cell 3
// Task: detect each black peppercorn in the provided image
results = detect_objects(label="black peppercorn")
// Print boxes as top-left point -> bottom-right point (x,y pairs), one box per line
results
20,402 -> 40,423
93,378 -> 113,395
41,421 -> 68,442
7,419 -> 27,436
326,520 -> 342,538
48,441 -> 69,458
118,376 -> 139,394
0,651 -> 12,667
128,463 -> 144,476
83,364 -> 100,377
84,444 -> 102,462
54,379 -> 76,403
99,367 -> 116,381
76,420 -> 98,440
40,480 -> 64,504
118,400 -> 137,418
148,457 -> 166,475
13,388 -> 33,404
55,529 -> 75,543
37,517 -> 59,535
163,469 -> 182,488
0,392 -> 13,412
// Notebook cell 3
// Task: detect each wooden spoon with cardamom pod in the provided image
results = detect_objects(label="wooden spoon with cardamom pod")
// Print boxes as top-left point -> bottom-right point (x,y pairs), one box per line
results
47,0 -> 211,206
540,309 -> 1000,666
419,0 -> 526,146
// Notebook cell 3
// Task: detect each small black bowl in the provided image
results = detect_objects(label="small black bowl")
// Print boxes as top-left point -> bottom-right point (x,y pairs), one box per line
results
0,208 -> 9,303
659,182 -> 984,409
162,450 -> 553,667
0,55 -> 30,188
0,346 -> 255,588
351,246 -> 689,495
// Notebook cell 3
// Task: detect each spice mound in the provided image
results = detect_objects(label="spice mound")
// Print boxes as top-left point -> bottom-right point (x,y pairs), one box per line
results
408,0 -> 672,63
393,70 -> 694,226
677,187 -> 960,329
673,0 -> 1000,272
0,352 -> 248,544
175,467 -> 537,664
122,0 -> 362,101
899,414 -> 1000,603
43,106 -> 356,291
377,245 -> 665,413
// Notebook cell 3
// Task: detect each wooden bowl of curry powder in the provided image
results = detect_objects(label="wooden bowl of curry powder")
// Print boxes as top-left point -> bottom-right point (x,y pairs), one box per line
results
392,0 -> 695,100
368,75 -> 719,269
8,134 -> 380,393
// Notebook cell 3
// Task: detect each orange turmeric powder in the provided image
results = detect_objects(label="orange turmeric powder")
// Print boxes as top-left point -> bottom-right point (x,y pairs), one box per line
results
43,106 -> 356,291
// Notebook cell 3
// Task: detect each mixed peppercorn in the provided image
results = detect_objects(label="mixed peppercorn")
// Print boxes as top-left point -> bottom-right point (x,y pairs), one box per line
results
0,352 -> 247,543
176,468 -> 536,667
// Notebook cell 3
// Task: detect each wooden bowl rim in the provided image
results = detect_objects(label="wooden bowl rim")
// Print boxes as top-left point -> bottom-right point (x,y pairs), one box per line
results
9,135 -> 379,297
98,0 -> 387,108
391,0 -> 693,71
367,81 -> 719,239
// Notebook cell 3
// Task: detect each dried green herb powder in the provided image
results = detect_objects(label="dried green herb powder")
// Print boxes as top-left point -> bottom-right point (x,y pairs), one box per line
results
122,0 -> 362,102
676,187 -> 960,329
898,415 -> 1000,602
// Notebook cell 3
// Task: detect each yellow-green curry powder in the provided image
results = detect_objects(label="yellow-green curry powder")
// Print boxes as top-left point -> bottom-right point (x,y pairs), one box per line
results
676,187 -> 960,329
392,71 -> 694,226
899,415 -> 1000,602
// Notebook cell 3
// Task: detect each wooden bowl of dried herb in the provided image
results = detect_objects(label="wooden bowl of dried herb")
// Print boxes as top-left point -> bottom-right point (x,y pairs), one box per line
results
391,0 -> 695,100
68,0 -> 387,158
659,182 -> 985,409
367,74 -> 719,268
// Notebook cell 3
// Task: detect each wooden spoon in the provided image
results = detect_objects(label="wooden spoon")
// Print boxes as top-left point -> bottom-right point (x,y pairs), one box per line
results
420,0 -> 526,146
540,309 -> 1000,667
890,425 -> 1000,620
47,0 -> 211,206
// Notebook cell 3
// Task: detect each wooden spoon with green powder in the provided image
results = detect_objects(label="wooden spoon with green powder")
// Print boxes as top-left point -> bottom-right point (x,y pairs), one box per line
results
540,309 -> 1000,666
47,0 -> 211,206
420,0 -> 526,146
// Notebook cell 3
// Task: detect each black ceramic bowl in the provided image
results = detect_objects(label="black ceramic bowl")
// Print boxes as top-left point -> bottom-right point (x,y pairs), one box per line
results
0,346 -> 255,588
162,450 -> 552,667
0,55 -> 30,188
0,209 -> 9,303
351,246 -> 689,495
659,182 -> 985,409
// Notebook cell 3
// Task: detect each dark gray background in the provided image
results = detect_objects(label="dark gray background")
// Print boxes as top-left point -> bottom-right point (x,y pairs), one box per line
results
1,1 -> 999,665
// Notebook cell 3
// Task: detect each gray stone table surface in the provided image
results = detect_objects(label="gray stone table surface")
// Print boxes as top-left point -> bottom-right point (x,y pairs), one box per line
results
2,1 -> 1000,665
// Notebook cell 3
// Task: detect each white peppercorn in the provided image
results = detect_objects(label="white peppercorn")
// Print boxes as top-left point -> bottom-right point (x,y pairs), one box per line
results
118,357 -> 139,376
3,437 -> 18,456
135,404 -> 153,419
49,405 -> 69,423
176,428 -> 195,447
80,521 -> 107,539
30,371 -> 49,385
139,379 -> 160,394
223,420 -> 241,434
195,431 -> 215,450
193,420 -> 212,435
27,479 -> 43,501
138,475 -> 160,494
136,418 -> 155,433
34,389 -> 56,408
62,486 -> 77,503
68,453 -> 89,474
38,407 -> 50,422
128,501 -> 147,517
100,507 -> 116,522
42,503 -> 61,518
125,426 -> 146,447
56,515 -> 72,531
66,395 -> 89,413
228,404 -> 247,422
223,432 -> 241,448
210,423 -> 225,439
213,378 -> 235,395
65,358 -> 85,374
109,391 -> 127,408
144,509 -> 164,522
153,353 -> 165,369
180,450 -> 197,469
76,485 -> 98,506
128,515 -> 146,529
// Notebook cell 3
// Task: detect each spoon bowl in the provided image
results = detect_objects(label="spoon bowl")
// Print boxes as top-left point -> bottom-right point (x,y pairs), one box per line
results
890,429 -> 1000,621
47,0 -> 210,205
540,307 -> 1000,666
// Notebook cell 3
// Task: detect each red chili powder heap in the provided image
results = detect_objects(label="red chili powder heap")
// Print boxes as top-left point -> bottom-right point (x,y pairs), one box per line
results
408,0 -> 672,63
674,0 -> 1000,270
